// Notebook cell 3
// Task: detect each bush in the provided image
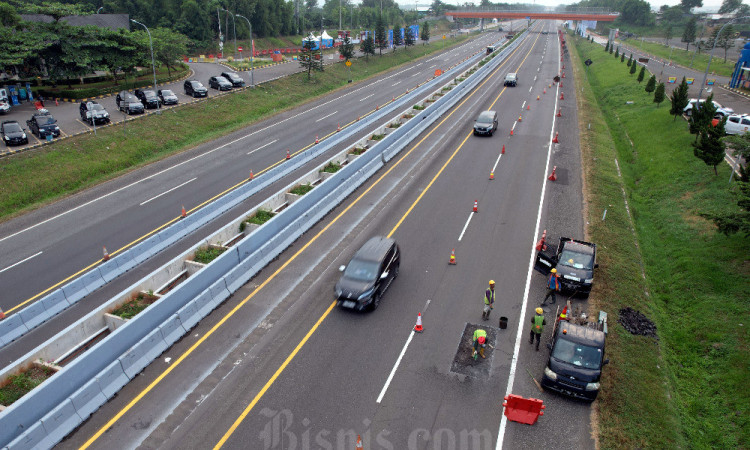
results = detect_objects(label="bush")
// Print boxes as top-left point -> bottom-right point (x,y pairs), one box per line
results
349,147 -> 366,155
371,134 -> 385,140
413,104 -> 425,110
0,365 -> 56,406
290,183 -> 314,195
247,209 -> 275,225
111,292 -> 159,319
321,162 -> 341,173
193,246 -> 226,264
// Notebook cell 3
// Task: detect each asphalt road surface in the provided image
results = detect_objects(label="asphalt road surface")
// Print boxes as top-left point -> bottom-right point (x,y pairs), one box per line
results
0,30 -> 512,363
58,21 -> 595,450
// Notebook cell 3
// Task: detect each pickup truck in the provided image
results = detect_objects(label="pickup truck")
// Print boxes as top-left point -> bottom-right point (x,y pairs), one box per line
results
534,236 -> 597,297
541,307 -> 608,402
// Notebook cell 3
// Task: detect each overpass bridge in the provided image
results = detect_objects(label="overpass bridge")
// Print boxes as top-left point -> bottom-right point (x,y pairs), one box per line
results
445,8 -> 619,22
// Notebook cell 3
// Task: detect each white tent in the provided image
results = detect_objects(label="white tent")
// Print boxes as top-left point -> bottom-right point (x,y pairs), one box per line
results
321,30 -> 334,47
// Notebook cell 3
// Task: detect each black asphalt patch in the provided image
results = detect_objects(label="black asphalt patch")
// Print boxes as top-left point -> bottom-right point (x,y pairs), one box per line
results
618,307 -> 658,339
450,323 -> 497,379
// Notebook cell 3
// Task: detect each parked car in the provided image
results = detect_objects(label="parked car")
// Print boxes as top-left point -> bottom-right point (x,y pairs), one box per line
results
684,99 -> 734,117
79,101 -> 110,125
473,110 -> 498,136
26,110 -> 61,139
221,71 -> 246,87
209,76 -> 233,91
0,100 -> 10,115
184,80 -> 208,98
725,114 -> 750,135
504,72 -> 518,87
535,236 -> 598,298
1,120 -> 28,146
158,89 -> 179,105
134,89 -> 161,109
115,91 -> 145,115
334,236 -> 401,311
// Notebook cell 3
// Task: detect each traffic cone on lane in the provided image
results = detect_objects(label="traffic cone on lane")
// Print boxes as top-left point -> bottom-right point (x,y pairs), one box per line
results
0,308 -> 5,320
510,129 -> 514,136
249,170 -> 254,180
473,200 -> 478,212
543,88 -> 546,94
557,108 -> 562,117
315,135 -> 319,144
552,132 -> 559,143
518,115 -> 522,122
356,435 -> 364,449
181,205 -> 187,218
490,171 -> 494,180
102,246 -> 110,261
414,313 -> 424,333
502,144 -> 505,154
286,149 -> 291,160
560,80 -> 563,88
449,248 -> 457,265
548,166 -> 557,181
337,123 -> 341,132
560,92 -> 564,100
562,64 -> 565,69
526,104 -> 530,110
537,95 -> 540,100
535,229 -> 547,251
376,104 -> 379,110
562,72 -> 565,78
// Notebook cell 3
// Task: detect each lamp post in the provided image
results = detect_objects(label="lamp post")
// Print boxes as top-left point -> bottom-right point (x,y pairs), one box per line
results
236,14 -> 254,87
130,19 -> 160,114
221,8 -> 237,60
697,16 -> 750,105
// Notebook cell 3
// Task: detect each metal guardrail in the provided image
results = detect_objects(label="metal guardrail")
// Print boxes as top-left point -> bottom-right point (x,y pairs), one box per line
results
0,44 -> 489,350
0,31 -> 526,449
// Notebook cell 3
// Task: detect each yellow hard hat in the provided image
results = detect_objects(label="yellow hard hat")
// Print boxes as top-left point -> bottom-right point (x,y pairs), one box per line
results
536,307 -> 543,314
568,258 -> 574,264
551,268 -> 557,273
489,280 -> 495,285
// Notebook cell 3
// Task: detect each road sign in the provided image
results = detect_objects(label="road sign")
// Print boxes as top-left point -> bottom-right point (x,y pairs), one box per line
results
443,35 -> 446,39
238,46 -> 243,51
434,69 -> 442,76
346,60 -> 351,67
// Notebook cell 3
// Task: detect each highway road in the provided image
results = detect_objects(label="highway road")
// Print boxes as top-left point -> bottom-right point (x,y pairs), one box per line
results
0,27 -> 520,363
58,21 -> 596,450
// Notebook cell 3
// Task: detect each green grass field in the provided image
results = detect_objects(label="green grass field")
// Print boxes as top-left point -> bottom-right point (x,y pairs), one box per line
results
570,35 -> 749,449
0,34 -> 471,222
612,38 -> 736,77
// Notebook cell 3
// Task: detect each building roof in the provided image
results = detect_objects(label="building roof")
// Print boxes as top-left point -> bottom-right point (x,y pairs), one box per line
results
20,14 -> 130,30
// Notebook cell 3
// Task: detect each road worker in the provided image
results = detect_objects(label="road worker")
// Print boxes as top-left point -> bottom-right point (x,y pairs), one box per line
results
473,328 -> 487,359
482,280 -> 495,321
541,268 -> 560,306
529,307 -> 546,351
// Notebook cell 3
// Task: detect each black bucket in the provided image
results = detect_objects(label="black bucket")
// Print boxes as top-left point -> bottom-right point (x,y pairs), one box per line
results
499,316 -> 508,329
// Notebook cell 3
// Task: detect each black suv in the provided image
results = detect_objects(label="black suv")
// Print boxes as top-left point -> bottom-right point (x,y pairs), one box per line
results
473,110 -> 498,136
158,89 -> 179,105
79,101 -> 110,125
26,111 -> 60,139
535,237 -> 598,298
134,89 -> 161,109
208,76 -> 233,91
220,71 -> 245,87
115,91 -> 145,115
1,120 -> 28,146
184,80 -> 208,98
335,236 -> 400,311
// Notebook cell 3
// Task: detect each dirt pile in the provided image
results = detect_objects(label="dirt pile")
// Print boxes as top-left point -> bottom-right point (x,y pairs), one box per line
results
618,307 -> 658,338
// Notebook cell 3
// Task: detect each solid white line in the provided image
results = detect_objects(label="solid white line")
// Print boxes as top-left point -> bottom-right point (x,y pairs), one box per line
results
511,121 -> 517,131
0,251 -> 43,274
522,101 -> 527,109
529,86 -> 533,93
315,111 -> 338,122
457,213 -> 474,242
140,178 -> 197,206
491,153 -> 503,173
496,32 -> 562,450
376,330 -> 415,403
359,93 -> 375,102
247,139 -> 278,155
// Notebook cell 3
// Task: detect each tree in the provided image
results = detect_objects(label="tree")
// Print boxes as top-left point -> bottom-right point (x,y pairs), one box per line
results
621,52 -> 625,62
392,22 -> 403,48
680,0 -> 703,11
653,82 -> 666,107
0,1 -> 20,28
627,53 -> 633,66
609,42 -> 613,54
664,24 -> 673,45
615,46 -> 619,58
299,36 -> 324,80
404,25 -> 415,47
682,18 -> 696,51
637,65 -> 646,83
669,77 -> 690,121
360,33 -> 375,59
420,21 -> 430,44
693,117 -> 726,174
142,27 -> 188,78
718,0 -> 741,13
645,74 -> 656,92
630,59 -> 637,74
621,0 -> 654,26
716,25 -> 735,63
339,34 -> 354,60
703,181 -> 750,236
605,41 -> 609,52
375,14 -> 387,55
689,94 -> 719,141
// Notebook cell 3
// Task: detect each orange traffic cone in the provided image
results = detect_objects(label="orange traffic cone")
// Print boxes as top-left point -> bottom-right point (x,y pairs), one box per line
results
501,144 -> 505,154
518,115 -> 522,122
552,132 -> 559,143
556,108 -> 562,117
562,72 -> 565,78
181,205 -> 187,218
376,104 -> 379,110
473,200 -> 478,212
562,64 -> 565,69
558,305 -> 569,322
414,313 -> 424,333
102,246 -> 110,261
286,149 -> 291,160
526,104 -> 530,110
537,95 -> 540,100
510,129 -> 514,136
249,170 -> 254,180
548,166 -> 557,181
392,96 -> 395,102
55,98 -> 59,106
449,248 -> 456,265
0,308 -> 5,320
315,135 -> 319,144
356,435 -> 364,449
560,92 -> 564,100
337,123 -> 341,132
543,88 -> 546,94
535,229 -> 547,251
357,116 -> 361,121
560,80 -> 563,88
489,171 -> 494,180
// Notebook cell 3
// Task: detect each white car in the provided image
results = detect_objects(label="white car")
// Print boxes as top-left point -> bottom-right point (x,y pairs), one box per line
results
0,100 -> 9,115
725,114 -> 750,135
683,99 -> 734,117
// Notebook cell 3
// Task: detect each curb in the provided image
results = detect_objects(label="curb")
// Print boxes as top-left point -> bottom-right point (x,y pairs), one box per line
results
720,84 -> 750,100
216,59 -> 293,72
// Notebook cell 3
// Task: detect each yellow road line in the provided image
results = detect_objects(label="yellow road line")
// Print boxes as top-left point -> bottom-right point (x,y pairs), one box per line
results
82,36 -> 529,450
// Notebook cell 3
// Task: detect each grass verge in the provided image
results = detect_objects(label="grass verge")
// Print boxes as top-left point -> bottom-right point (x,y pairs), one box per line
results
570,32 -> 749,449
110,292 -> 159,319
610,37 -> 735,77
193,246 -> 227,264
0,365 -> 56,406
0,34 -> 471,223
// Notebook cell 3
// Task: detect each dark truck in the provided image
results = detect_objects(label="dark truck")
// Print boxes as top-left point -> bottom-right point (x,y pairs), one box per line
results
541,307 -> 608,402
534,236 -> 597,298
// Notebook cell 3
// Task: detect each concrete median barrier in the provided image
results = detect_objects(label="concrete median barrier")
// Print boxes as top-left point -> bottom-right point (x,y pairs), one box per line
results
118,327 -> 168,379
0,314 -> 28,346
159,314 -> 187,347
39,399 -> 82,448
70,378 -> 107,420
39,289 -> 71,320
17,298 -> 49,331
96,359 -> 129,399
6,420 -> 45,450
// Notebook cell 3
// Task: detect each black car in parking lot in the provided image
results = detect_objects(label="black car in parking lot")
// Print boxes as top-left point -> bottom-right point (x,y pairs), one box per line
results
1,120 -> 28,146
158,89 -> 179,105
220,71 -> 245,87
26,110 -> 60,139
209,76 -> 233,91
134,89 -> 161,109
335,236 -> 401,311
115,91 -> 145,115
79,101 -> 110,125
184,80 -> 208,98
